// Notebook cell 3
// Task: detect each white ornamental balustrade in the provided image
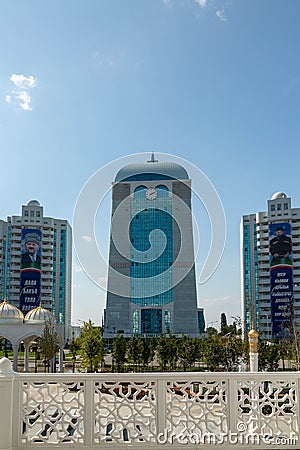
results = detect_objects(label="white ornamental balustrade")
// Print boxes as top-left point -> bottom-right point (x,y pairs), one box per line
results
0,361 -> 299,449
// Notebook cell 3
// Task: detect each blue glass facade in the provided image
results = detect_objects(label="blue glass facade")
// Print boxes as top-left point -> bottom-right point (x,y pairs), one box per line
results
254,224 -> 259,328
104,159 -> 199,338
243,225 -> 252,332
243,223 -> 259,333
59,229 -> 66,324
164,310 -> 171,332
1,239 -> 6,301
130,185 -> 173,304
52,228 -> 67,323
6,227 -> 11,300
133,309 -> 138,334
141,308 -> 162,334
52,229 -> 57,317
198,309 -> 205,333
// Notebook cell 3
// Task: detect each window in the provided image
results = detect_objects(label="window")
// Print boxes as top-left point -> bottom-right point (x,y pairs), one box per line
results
284,203 -> 288,210
133,309 -> 138,334
134,185 -> 147,199
271,205 -> 275,211
277,204 -> 282,211
24,211 -> 29,217
30,211 -> 34,217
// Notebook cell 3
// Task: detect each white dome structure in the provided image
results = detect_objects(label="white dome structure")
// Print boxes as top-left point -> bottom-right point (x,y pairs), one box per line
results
0,300 -> 24,324
0,301 -> 63,373
25,304 -> 56,323
27,199 -> 40,206
271,192 -> 287,200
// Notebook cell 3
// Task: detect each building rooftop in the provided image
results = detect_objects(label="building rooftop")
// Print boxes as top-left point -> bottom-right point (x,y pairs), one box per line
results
115,156 -> 189,182
271,192 -> 287,200
27,200 -> 41,206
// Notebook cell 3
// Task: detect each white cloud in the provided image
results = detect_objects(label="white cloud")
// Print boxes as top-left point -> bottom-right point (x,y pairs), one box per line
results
195,0 -> 208,7
6,73 -> 37,111
194,0 -> 229,21
81,235 -> 93,243
10,73 -> 37,89
18,90 -> 32,111
163,0 -> 229,19
216,9 -> 226,22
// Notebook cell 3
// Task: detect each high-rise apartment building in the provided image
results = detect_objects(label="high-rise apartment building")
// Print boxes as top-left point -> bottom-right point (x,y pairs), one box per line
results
0,200 -> 72,340
241,192 -> 300,339
104,156 -> 200,338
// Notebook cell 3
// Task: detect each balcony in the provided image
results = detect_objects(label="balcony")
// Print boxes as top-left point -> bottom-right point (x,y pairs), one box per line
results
0,362 -> 299,449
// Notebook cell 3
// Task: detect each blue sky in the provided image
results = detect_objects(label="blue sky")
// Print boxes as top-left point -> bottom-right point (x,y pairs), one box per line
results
1,0 -> 300,328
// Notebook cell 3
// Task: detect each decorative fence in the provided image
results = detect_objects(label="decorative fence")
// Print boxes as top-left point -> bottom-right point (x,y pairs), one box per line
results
0,363 -> 299,449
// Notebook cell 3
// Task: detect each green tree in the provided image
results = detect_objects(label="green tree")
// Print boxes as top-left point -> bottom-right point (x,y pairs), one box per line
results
231,316 -> 242,335
80,320 -> 104,372
127,335 -> 143,371
168,334 -> 179,370
258,340 -> 280,371
69,337 -> 81,358
220,313 -> 228,334
39,318 -> 59,372
178,335 -> 191,371
112,333 -> 127,372
222,336 -> 245,371
69,337 -> 81,372
177,335 -> 201,371
203,335 -> 224,371
140,337 -> 156,370
206,326 -> 218,337
278,338 -> 293,370
156,334 -> 170,371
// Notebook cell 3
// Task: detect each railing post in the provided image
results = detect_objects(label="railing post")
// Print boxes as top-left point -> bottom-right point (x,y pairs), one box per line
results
297,375 -> 300,444
0,358 -> 16,450
228,376 -> 238,434
84,378 -> 94,447
156,377 -> 167,438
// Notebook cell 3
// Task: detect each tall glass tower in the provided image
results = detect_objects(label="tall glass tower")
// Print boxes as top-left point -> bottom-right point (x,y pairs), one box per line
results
104,156 -> 199,338
241,192 -> 300,340
0,200 -> 72,341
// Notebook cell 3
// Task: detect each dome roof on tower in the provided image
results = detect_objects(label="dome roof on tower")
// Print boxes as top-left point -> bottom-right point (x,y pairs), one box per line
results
25,304 -> 56,323
271,192 -> 287,200
27,199 -> 40,206
0,299 -> 24,323
115,156 -> 189,182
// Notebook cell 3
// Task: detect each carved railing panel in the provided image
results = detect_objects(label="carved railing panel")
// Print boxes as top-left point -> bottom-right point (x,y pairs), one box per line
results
94,380 -> 157,444
237,379 -> 298,439
165,379 -> 228,439
21,380 -> 85,444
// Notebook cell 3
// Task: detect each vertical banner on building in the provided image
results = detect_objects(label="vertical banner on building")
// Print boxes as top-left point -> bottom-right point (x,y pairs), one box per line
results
269,223 -> 293,337
19,229 -> 42,313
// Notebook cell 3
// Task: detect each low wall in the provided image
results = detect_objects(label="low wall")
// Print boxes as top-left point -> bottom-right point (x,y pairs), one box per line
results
0,357 -> 299,449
